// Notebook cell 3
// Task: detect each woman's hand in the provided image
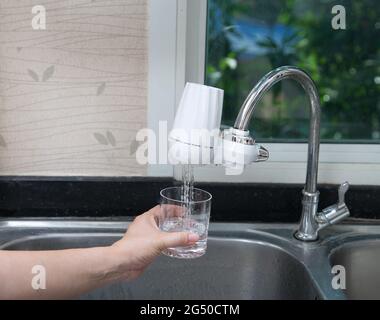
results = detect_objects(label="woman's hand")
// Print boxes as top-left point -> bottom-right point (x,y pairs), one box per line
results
108,205 -> 199,281
0,205 -> 197,299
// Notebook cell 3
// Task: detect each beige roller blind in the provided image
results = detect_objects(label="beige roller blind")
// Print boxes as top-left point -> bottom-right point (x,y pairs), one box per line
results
0,0 -> 147,176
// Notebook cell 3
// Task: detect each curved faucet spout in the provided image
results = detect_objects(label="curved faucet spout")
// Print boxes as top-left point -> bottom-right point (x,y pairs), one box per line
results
234,66 -> 321,194
231,66 -> 349,241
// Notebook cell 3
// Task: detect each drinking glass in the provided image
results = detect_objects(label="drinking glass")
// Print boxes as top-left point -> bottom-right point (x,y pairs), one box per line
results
158,186 -> 212,258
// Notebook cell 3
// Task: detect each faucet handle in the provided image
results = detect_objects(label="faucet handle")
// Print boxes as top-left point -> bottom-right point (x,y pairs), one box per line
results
338,181 -> 349,206
318,181 -> 350,226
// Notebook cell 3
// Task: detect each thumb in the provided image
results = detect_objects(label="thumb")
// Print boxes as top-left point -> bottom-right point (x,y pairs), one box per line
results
158,232 -> 199,250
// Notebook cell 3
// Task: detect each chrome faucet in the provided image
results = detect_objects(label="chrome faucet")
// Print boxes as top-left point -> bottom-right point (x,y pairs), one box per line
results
231,66 -> 350,241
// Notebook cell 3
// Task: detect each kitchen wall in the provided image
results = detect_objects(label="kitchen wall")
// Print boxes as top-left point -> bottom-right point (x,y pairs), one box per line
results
0,0 -> 147,176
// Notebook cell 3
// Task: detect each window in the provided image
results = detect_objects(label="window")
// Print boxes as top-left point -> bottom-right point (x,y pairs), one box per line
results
149,0 -> 380,184
206,0 -> 380,143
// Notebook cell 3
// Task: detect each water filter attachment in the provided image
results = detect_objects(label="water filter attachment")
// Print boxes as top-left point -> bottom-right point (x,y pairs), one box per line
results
216,127 -> 269,169
168,82 -> 224,165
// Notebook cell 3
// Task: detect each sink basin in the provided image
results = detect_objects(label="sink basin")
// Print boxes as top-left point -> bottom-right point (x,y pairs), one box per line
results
330,238 -> 380,300
5,220 -> 380,300
0,222 -> 320,300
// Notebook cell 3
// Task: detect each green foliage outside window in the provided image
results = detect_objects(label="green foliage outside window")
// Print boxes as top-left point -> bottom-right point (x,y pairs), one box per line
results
206,0 -> 380,142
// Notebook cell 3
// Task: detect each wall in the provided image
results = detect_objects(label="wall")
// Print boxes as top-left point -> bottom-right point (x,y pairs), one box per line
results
0,0 -> 147,176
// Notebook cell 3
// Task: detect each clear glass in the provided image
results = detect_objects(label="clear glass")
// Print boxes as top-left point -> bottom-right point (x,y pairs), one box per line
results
159,187 -> 212,259
206,0 -> 380,143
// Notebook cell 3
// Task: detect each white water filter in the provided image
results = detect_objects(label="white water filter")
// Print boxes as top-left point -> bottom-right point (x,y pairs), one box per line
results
168,82 -> 224,165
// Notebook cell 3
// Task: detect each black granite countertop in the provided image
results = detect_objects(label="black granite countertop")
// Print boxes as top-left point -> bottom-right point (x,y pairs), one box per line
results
0,176 -> 379,222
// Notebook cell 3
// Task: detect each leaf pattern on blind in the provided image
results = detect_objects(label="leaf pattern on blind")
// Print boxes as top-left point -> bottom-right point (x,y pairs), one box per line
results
0,0 -> 148,176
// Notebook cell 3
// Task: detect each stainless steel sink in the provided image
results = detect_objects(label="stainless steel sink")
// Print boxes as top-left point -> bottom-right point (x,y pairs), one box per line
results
1,219 -> 379,300
330,237 -> 380,300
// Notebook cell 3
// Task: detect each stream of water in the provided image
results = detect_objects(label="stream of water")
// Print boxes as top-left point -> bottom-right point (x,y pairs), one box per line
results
181,164 -> 194,227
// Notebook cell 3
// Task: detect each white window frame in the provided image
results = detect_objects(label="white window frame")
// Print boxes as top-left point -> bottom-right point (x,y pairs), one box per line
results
148,0 -> 380,185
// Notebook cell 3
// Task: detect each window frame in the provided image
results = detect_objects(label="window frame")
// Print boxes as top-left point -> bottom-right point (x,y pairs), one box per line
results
148,0 -> 380,185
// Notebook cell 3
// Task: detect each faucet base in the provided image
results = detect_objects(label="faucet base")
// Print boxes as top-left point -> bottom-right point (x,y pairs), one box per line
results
295,190 -> 320,241
294,230 -> 318,242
